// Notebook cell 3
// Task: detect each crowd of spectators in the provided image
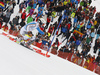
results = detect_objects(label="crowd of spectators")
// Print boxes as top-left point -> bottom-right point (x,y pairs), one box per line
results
0,0 -> 100,74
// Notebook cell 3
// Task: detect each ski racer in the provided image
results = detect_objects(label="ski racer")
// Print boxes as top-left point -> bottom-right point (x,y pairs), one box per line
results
17,31 -> 35,46
17,18 -> 46,46
20,18 -> 46,37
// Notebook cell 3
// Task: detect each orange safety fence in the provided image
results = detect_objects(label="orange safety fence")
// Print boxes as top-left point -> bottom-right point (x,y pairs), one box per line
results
63,52 -> 69,59
9,30 -> 19,37
78,58 -> 84,67
58,50 -> 70,59
58,50 -> 64,58
67,52 -> 74,61
71,54 -> 79,64
57,51 -> 84,66
57,51 -> 100,74
87,62 -> 97,72
83,61 -> 90,69
95,65 -> 100,75
50,48 -> 57,55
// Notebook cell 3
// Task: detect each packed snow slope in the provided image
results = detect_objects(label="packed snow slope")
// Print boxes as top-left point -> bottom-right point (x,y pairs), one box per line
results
0,0 -> 100,75
0,30 -> 97,75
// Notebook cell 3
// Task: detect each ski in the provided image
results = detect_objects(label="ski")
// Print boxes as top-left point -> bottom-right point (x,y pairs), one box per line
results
20,42 -> 33,51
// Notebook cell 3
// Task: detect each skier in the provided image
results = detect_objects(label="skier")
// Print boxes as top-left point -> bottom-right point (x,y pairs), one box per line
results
17,18 -> 46,47
17,31 -> 35,47
20,18 -> 45,37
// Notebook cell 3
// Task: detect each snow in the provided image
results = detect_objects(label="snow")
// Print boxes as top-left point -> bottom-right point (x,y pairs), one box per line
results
0,30 -> 97,75
0,0 -> 99,75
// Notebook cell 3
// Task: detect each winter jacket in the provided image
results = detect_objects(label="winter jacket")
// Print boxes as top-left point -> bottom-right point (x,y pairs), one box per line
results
77,24 -> 80,29
50,0 -> 53,2
86,37 -> 91,44
67,23 -> 71,30
27,16 -> 33,24
75,0 -> 78,5
51,11 -> 56,17
38,7 -> 41,12
38,0 -> 45,5
87,24 -> 91,29
61,26 -> 68,33
91,32 -> 95,38
64,9 -> 70,15
71,0 -> 75,3
64,1 -> 68,5
21,12 -> 26,20
46,2 -> 50,9
20,21 -> 26,27
37,11 -> 43,17
64,15 -> 68,19
71,12 -> 75,18
12,17 -> 19,25
74,17 -> 78,23
70,36 -> 76,42
83,1 -> 87,7
94,20 -> 97,25
33,3 -> 37,9
6,11 -> 11,18
26,6 -> 31,13
28,2 -> 33,8
47,17 -> 51,23
19,3 -> 25,9
76,40 -> 81,45
29,9 -> 34,15
48,26 -> 54,34
42,40 -> 49,45
80,1 -> 84,6
38,6 -> 44,12
94,40 -> 99,49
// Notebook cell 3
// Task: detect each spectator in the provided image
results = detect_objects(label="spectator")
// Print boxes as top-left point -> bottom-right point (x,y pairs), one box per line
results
51,10 -> 56,22
0,17 -> 3,29
75,38 -> 81,51
20,19 -> 26,27
42,43 -> 48,51
27,15 -> 33,24
26,7 -> 34,17
57,25 -> 68,38
5,10 -> 11,23
12,16 -> 19,25
9,21 -> 17,34
96,55 -> 100,63
19,2 -> 25,13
